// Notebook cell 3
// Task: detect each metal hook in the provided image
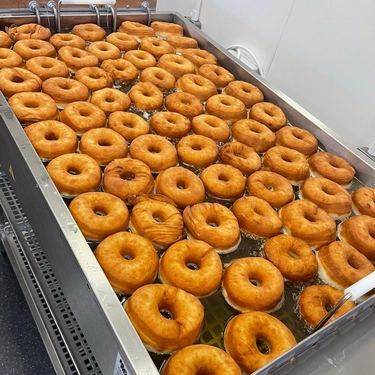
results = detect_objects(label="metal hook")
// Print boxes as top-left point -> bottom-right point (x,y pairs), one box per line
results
90,4 -> 101,26
141,1 -> 151,26
29,1 -> 41,25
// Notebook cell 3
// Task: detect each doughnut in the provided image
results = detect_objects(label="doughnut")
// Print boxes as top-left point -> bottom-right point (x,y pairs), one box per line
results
49,33 -> 86,51
177,134 -> 219,169
166,35 -> 198,54
119,21 -> 155,42
0,48 -> 23,69
46,153 -> 102,197
26,56 -> 70,81
107,111 -> 149,141
276,126 -> 318,157
8,92 -> 59,126
124,284 -> 204,354
157,53 -> 195,78
58,46 -> 99,73
74,66 -> 113,92
223,80 -> 264,108
106,32 -> 138,52
140,36 -> 175,58
200,164 -> 245,201
128,82 -> 164,111
42,77 -> 89,108
123,49 -> 156,70
0,30 -> 12,48
279,199 -> 336,249
0,67 -> 42,99
79,128 -> 128,166
264,234 -> 318,282
205,94 -> 247,124
246,170 -> 294,208
249,102 -> 287,131
95,231 -> 158,294
352,186 -> 375,217
308,151 -> 356,187
263,146 -> 310,185
232,196 -> 282,238
176,73 -> 217,101
103,158 -> 154,203
13,39 -> 56,60
298,285 -> 355,329
149,111 -> 191,139
161,344 -> 241,375
197,64 -> 235,89
90,88 -> 131,116
6,23 -> 51,41
155,166 -> 205,209
60,101 -> 106,135
183,202 -> 241,254
129,134 -> 178,173
224,311 -> 296,374
300,177 -> 352,219
130,198 -> 184,250
159,239 -> 222,297
338,215 -> 375,262
150,21 -> 183,39
71,23 -> 106,42
165,92 -> 203,118
191,114 -> 229,143
219,142 -> 261,176
222,257 -> 284,312
182,48 -> 217,69
232,119 -> 276,154
100,58 -> 138,83
86,41 -> 121,62
24,120 -> 78,161
140,67 -> 176,92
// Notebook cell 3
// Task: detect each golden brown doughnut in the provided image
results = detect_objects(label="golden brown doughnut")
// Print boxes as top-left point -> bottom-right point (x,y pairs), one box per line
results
128,82 -> 164,111
166,35 -> 198,54
176,73 -> 217,101
223,80 -> 264,108
191,114 -> 229,143
249,102 -> 287,132
49,33 -> 86,51
100,58 -> 138,83
139,66 -> 176,92
71,23 -> 106,42
165,92 -> 204,118
198,64 -> 235,89
149,111 -> 191,139
0,48 -> 23,69
0,30 -> 12,48
13,39 -> 56,60
352,186 -> 375,218
205,94 -> 247,124
119,21 -> 155,42
87,41 -> 121,62
90,87 -> 131,116
6,23 -> 51,41
107,111 -> 149,141
157,53 -> 195,78
74,66 -> 113,92
26,56 -> 69,81
106,32 -> 139,52
182,48 -> 218,69
58,46 -> 99,73
123,49 -> 156,70
140,36 -> 175,58
150,21 -> 183,39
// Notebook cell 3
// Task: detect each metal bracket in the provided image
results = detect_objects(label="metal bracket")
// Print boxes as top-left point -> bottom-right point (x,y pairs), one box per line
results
29,1 -> 41,24
141,1 -> 151,26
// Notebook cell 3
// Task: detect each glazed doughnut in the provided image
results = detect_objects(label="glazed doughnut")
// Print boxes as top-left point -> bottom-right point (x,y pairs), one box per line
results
24,120 -> 78,161
276,126 -> 318,157
298,285 -> 355,329
159,239 -> 222,297
150,21 -> 183,39
176,73 -> 217,101
219,142 -> 261,176
69,192 -> 129,241
249,102 -> 287,132
161,344 -> 241,375
205,94 -> 247,124
149,111 -> 191,139
246,170 -> 294,208
46,153 -> 102,197
165,92 -> 203,118
191,114 -> 229,143
198,64 -> 235,89
74,66 -> 113,92
87,41 -> 121,62
140,67 -> 176,92
8,92 -> 59,126
90,88 -> 131,116
0,31 -> 12,48
338,215 -> 375,262
0,48 -> 23,69
49,33 -> 86,51
128,82 -> 164,111
58,46 -> 99,73
13,39 -> 56,60
182,48 -> 218,69
183,202 -> 241,254
95,231 -> 158,294
308,151 -> 356,187
60,101 -> 106,135
232,119 -> 276,154
0,67 -> 42,99
123,49 -> 156,70
71,23 -> 106,42
224,311 -> 296,374
101,58 -> 138,83
107,111 -> 149,141
140,36 -> 175,58
232,196 -> 282,238
106,32 -> 138,52
26,56 -> 70,81
119,21 -> 155,42
264,234 -> 318,282
6,23 -> 51,41
157,53 -> 195,79
79,128 -> 128,166
223,80 -> 264,108
166,35 -> 198,54
222,257 -> 284,312
42,77 -> 89,108
155,166 -> 205,209
263,146 -> 310,185
124,284 -> 204,353
177,134 -> 219,169
102,158 -> 154,203
200,164 -> 245,201
300,177 -> 352,219
279,200 -> 336,249
129,134 -> 178,173
352,186 -> 375,217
